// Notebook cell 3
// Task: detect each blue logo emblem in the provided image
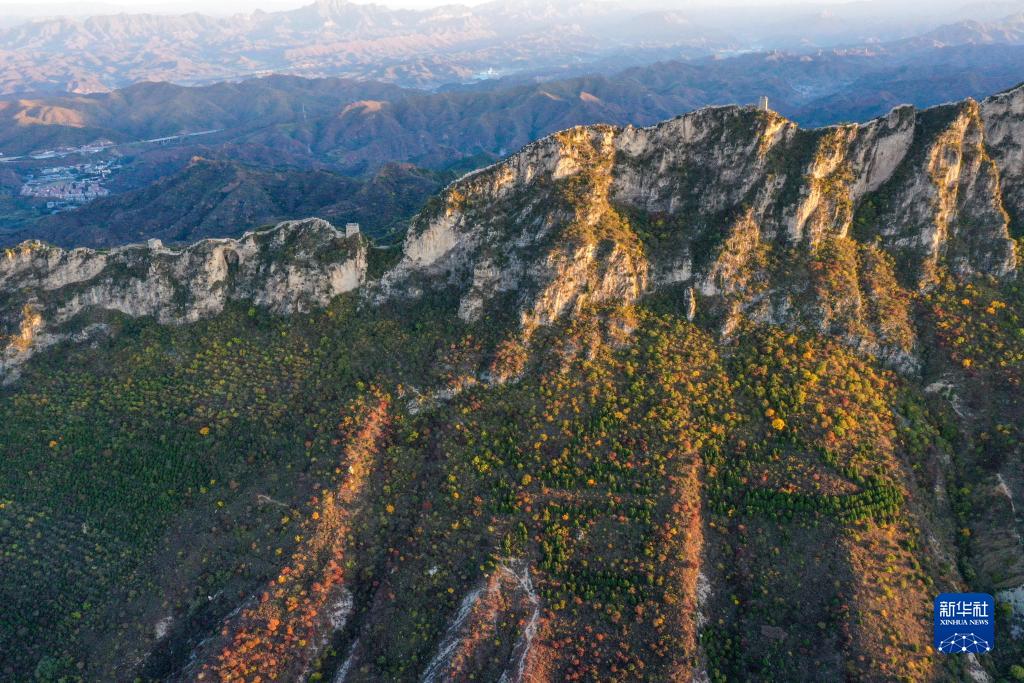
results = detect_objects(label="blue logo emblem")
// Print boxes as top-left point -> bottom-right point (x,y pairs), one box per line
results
934,593 -> 994,653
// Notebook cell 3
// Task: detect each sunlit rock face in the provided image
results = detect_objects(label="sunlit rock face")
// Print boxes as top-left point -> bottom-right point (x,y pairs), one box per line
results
1,219 -> 366,381
378,88 -> 1018,369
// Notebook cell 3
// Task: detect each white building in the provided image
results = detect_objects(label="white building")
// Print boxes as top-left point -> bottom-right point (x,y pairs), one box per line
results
345,222 -> 361,238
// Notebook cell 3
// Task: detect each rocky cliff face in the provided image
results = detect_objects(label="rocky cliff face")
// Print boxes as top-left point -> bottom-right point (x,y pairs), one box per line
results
982,83 -> 1024,235
382,86 -> 1018,369
384,125 -> 649,332
2,87 -> 1022,381
1,219 -> 366,382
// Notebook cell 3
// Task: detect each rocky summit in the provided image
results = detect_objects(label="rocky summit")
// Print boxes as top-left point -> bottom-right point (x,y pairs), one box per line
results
1,87 -> 1023,682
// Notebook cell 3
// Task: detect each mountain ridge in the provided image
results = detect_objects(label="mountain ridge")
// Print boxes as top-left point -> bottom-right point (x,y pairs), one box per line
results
386,87 -> 1020,367
4,85 -> 1021,383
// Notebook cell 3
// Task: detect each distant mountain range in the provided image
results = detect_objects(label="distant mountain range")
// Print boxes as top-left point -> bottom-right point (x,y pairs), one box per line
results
1,0 -> 1023,96
5,42 -> 1024,164
906,11 -> 1024,47
0,76 -> 407,157
0,0 -> 722,95
282,44 -> 1024,171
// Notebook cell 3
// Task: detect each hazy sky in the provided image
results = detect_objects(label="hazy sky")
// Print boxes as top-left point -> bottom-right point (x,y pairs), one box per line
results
0,0 -> 897,15
0,0 -> 1003,15
0,0 -> 460,13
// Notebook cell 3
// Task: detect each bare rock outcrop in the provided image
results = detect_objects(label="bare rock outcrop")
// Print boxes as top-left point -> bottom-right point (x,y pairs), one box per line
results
1,218 -> 366,381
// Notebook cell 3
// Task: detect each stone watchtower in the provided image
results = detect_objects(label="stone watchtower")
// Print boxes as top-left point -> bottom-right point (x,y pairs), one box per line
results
758,96 -> 770,112
345,222 -> 361,238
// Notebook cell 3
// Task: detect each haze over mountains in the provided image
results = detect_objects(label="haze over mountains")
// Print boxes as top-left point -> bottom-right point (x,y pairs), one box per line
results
0,0 -> 718,95
1,0 -> 1024,96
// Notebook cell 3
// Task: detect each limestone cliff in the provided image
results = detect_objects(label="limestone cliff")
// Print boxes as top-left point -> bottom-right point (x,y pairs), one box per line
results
982,83 -> 1024,237
1,219 -> 366,382
380,86 -> 1020,369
